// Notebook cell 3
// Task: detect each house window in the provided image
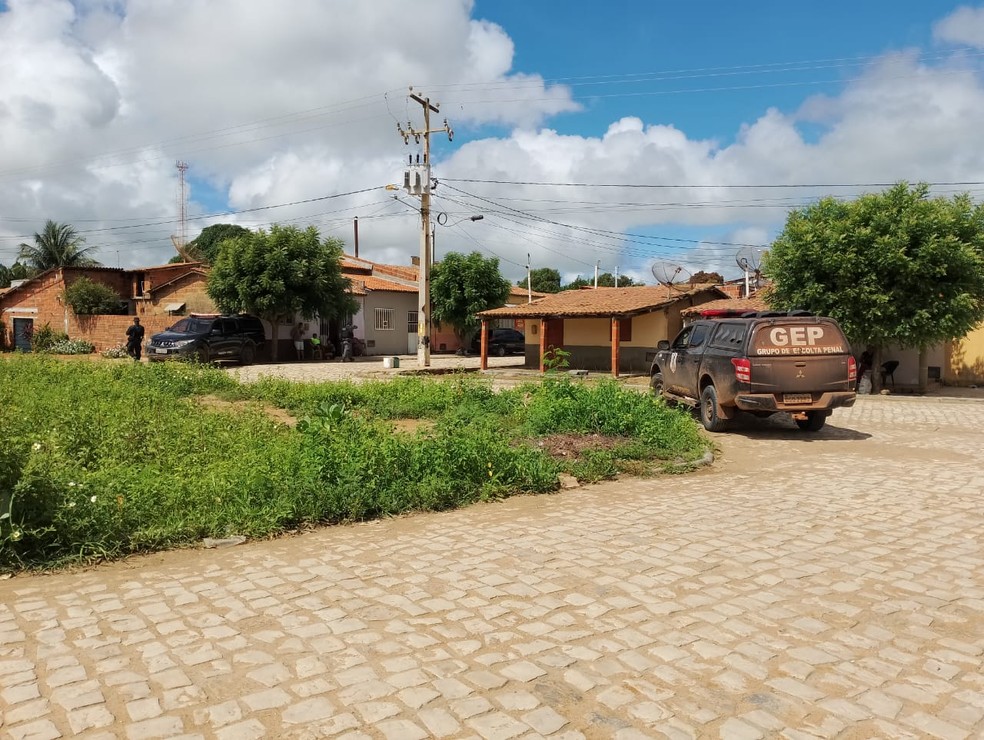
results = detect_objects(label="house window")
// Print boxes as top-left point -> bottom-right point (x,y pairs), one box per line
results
407,311 -> 418,334
375,308 -> 395,331
618,317 -> 632,342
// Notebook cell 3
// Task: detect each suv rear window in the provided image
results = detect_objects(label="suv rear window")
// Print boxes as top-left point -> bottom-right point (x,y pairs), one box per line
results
709,322 -> 746,349
751,322 -> 848,356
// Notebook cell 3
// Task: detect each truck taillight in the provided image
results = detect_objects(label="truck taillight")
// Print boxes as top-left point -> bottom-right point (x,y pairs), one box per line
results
732,357 -> 751,383
847,355 -> 857,382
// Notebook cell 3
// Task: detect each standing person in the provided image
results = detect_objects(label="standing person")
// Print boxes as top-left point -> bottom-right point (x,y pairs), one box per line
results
125,317 -> 145,361
290,322 -> 304,361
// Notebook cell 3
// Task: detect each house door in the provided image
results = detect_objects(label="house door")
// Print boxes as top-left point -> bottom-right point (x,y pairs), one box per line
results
407,311 -> 419,354
12,318 -> 33,351
544,318 -> 564,351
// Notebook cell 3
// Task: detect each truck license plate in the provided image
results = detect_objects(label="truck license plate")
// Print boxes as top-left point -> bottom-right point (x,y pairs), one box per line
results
783,393 -> 812,404
155,348 -> 167,354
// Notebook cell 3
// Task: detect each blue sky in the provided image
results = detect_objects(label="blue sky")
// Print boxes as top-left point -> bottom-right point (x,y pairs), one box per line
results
2,1 -> 984,281
474,1 -> 946,142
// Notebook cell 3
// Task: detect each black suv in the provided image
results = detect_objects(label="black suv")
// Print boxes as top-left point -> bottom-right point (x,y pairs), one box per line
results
471,327 -> 525,356
147,314 -> 265,365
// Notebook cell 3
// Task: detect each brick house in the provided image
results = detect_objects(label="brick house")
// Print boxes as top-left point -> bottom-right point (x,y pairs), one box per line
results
0,263 -> 219,352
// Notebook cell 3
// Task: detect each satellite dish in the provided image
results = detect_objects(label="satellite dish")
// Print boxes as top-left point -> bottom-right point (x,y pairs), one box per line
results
651,261 -> 691,295
735,248 -> 767,292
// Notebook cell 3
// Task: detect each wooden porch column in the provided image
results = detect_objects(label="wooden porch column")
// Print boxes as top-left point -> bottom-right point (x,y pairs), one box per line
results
611,317 -> 621,378
480,319 -> 489,370
539,318 -> 548,373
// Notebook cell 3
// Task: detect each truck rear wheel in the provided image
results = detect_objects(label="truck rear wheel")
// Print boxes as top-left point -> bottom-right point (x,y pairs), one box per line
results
699,384 -> 729,432
796,411 -> 827,432
649,371 -> 664,397
240,343 -> 255,366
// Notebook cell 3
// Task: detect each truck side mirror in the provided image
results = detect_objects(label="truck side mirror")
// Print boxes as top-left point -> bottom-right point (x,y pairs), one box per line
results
657,340 -> 670,351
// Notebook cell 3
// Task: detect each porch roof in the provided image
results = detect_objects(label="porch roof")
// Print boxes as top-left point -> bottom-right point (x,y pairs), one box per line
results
478,285 -> 729,320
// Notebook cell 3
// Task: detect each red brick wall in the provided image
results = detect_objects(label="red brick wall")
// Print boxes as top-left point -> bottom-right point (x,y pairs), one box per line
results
0,268 -> 215,352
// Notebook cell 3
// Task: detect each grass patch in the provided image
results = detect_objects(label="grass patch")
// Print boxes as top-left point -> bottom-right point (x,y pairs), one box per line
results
0,355 -> 708,571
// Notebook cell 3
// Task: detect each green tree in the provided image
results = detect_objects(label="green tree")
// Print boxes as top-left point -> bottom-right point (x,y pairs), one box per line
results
561,272 -> 638,290
18,220 -> 100,271
183,223 -> 252,265
0,263 -> 9,288
63,277 -> 125,315
206,224 -> 355,360
766,182 -> 984,392
431,251 -> 511,349
520,267 -> 561,293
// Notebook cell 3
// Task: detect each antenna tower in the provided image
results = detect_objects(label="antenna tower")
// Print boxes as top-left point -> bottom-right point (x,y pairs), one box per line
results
176,160 -> 189,253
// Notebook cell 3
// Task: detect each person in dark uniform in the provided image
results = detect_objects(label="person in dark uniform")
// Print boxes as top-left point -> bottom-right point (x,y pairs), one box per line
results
125,317 -> 145,361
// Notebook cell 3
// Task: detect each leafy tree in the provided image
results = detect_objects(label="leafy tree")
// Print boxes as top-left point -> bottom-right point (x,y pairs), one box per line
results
519,267 -> 561,293
18,220 -> 100,271
0,263 -> 9,288
561,272 -> 638,290
562,276 -> 592,291
431,251 -> 511,349
690,270 -> 724,284
183,223 -> 252,265
63,277 -> 126,315
766,182 -> 984,392
207,224 -> 355,360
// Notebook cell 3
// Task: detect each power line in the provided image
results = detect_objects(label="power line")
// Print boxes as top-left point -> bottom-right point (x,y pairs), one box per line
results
443,178 -> 984,189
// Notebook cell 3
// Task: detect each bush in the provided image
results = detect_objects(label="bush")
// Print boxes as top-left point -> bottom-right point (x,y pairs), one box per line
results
46,338 -> 95,355
30,323 -> 68,352
63,276 -> 126,315
101,344 -> 130,359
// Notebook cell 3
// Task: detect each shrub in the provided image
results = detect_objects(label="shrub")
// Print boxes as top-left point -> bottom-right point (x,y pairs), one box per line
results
63,276 -> 126,315
30,323 -> 68,352
101,344 -> 130,359
46,338 -> 95,355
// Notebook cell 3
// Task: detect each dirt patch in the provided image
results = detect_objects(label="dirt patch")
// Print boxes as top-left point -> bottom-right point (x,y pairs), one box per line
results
534,432 -> 625,459
195,395 -> 298,427
388,418 -> 435,434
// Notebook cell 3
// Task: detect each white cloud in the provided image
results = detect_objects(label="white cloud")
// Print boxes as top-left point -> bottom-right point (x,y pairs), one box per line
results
934,5 -> 984,48
1,0 -> 984,289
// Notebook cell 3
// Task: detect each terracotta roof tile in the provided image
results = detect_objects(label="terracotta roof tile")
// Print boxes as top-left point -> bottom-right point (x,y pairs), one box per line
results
479,285 -> 728,319
681,294 -> 771,317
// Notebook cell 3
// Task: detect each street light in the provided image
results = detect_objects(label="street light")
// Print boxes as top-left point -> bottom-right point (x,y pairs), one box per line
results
432,213 -> 483,262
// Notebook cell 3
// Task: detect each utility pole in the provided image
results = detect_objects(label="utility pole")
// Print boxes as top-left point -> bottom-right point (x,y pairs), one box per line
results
398,88 -> 452,367
526,253 -> 532,303
594,260 -> 600,289
353,217 -> 360,259
614,266 -> 619,288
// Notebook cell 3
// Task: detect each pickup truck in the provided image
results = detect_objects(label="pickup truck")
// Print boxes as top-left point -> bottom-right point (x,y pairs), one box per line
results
650,313 -> 857,432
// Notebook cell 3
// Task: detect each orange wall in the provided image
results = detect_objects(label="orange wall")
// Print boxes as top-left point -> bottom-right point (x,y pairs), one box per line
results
946,322 -> 984,385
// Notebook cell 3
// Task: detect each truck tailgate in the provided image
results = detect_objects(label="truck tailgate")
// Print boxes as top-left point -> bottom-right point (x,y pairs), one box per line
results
749,355 -> 852,394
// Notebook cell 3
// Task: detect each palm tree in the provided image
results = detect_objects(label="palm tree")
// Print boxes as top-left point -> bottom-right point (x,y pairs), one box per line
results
18,220 -> 101,272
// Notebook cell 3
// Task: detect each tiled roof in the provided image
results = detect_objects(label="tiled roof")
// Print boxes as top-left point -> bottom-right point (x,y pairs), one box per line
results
359,275 -> 417,293
479,285 -> 728,319
507,285 -> 547,302
373,263 -> 419,282
681,294 -> 771,316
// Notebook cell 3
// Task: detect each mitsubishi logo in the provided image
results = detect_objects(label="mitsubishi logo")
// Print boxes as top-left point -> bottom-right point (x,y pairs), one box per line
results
796,369 -> 805,379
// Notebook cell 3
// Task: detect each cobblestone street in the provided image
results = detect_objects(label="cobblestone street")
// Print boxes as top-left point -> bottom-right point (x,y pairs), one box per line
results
2,395 -> 983,739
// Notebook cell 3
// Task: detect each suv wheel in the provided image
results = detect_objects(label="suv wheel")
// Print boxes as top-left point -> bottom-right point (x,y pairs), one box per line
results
699,384 -> 729,432
650,371 -> 664,397
494,345 -> 507,357
195,348 -> 210,364
240,343 -> 255,366
796,411 -> 827,432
